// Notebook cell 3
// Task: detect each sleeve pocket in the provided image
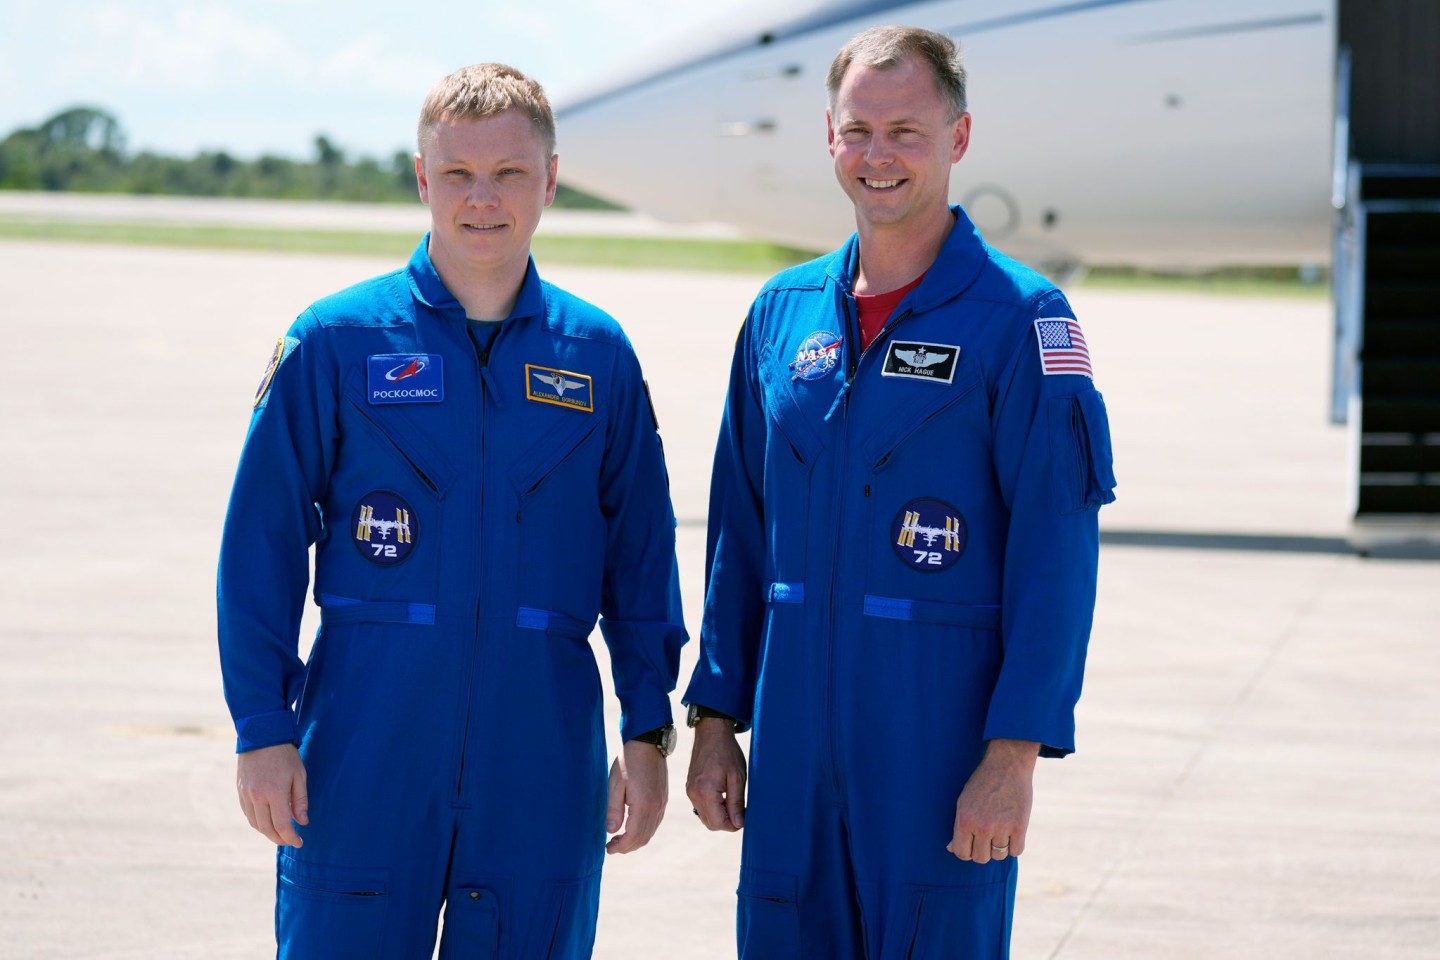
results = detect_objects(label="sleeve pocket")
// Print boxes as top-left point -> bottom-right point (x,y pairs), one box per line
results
1048,390 -> 1117,514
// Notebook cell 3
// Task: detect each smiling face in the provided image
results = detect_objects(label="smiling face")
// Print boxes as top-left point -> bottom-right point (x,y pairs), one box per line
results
826,55 -> 970,237
415,110 -> 558,285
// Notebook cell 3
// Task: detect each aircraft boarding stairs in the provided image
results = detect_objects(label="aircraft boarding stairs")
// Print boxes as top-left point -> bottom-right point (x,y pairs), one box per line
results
1334,164 -> 1440,551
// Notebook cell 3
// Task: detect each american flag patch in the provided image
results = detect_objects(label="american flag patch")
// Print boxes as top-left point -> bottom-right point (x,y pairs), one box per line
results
1034,318 -> 1092,377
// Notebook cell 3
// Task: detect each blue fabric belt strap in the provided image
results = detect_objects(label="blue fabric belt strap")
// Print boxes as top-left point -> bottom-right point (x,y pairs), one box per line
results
317,593 -> 436,625
768,582 -> 805,603
863,595 -> 1001,629
516,607 -> 594,639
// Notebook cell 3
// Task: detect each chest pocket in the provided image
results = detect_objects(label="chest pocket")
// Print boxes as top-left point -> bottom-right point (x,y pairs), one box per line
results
506,408 -> 609,613
508,412 -> 607,502
344,389 -> 459,498
757,339 -> 827,467
861,355 -> 984,473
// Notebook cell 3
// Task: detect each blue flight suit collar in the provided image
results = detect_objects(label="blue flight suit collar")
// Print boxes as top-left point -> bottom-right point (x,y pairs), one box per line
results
404,234 -> 547,322
822,205 -> 989,309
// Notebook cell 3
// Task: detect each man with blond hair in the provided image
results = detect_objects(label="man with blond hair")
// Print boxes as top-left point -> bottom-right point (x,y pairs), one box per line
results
684,26 -> 1115,957
218,63 -> 686,958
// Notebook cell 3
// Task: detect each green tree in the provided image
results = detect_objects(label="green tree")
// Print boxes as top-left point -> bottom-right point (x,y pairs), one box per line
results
37,106 -> 125,154
1,106 -> 624,208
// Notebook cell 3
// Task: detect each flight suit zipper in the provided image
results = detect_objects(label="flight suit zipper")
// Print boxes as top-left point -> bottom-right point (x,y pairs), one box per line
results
822,291 -> 862,794
824,302 -> 914,794
455,323 -> 493,797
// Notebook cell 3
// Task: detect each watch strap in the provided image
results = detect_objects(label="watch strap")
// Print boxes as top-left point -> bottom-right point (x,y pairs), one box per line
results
632,724 -> 672,745
686,702 -> 737,728
632,723 -> 676,757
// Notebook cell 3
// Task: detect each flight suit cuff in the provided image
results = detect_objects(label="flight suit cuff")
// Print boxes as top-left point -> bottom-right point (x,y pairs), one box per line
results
681,680 -> 752,733
982,717 -> 1074,759
619,698 -> 674,743
234,709 -> 298,753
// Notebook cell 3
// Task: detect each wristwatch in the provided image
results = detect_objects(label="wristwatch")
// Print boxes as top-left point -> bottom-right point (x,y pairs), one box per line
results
686,702 -> 737,729
631,723 -> 677,757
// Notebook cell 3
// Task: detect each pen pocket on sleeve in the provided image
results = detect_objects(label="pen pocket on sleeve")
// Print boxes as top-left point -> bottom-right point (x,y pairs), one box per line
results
1048,389 -> 1117,514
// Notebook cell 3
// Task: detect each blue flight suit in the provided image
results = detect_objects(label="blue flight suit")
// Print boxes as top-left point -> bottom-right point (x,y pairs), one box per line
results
218,238 -> 686,959
685,207 -> 1116,958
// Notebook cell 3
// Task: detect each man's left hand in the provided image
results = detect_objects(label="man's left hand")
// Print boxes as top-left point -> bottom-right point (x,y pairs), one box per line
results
948,738 -> 1040,864
605,738 -> 668,854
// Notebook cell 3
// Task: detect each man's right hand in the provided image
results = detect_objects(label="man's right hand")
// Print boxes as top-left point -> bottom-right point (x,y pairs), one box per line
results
685,718 -> 747,831
236,743 -> 309,847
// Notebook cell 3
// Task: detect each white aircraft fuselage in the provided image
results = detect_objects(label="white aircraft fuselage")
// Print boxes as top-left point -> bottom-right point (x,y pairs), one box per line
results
555,0 -> 1336,271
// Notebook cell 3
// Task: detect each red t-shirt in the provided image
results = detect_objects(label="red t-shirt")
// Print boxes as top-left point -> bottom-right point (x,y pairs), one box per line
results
856,273 -> 925,352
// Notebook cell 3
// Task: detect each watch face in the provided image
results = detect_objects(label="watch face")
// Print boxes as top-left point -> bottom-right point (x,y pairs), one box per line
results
660,724 -> 677,757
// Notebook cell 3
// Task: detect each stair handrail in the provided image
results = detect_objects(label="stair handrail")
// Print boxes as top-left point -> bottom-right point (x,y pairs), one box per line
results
1332,45 -> 1351,210
1330,45 -> 1361,425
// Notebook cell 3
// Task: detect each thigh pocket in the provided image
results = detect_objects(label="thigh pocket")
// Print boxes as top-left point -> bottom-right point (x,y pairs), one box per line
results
901,874 -> 1014,960
535,872 -> 601,960
276,853 -> 389,958
441,873 -> 601,960
440,885 -> 501,960
737,868 -> 802,960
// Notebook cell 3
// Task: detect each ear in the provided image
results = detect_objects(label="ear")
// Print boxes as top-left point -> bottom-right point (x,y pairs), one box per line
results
414,152 -> 429,204
826,109 -> 838,158
543,154 -> 559,207
951,113 -> 972,164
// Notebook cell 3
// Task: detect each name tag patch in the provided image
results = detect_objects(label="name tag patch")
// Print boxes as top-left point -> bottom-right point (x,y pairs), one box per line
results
526,364 -> 594,412
367,354 -> 444,404
882,341 -> 959,384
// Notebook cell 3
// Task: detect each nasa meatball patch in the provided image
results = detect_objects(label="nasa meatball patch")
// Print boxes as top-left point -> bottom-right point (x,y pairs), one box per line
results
352,490 -> 416,564
789,330 -> 844,382
891,498 -> 967,572
881,341 -> 959,383
367,354 -> 445,404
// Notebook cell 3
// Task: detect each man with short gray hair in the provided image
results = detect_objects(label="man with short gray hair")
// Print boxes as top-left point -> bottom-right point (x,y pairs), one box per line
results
685,26 -> 1115,958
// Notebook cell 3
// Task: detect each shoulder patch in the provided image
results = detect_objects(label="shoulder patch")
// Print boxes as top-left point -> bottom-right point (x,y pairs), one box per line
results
641,379 -> 660,431
253,336 -> 297,408
1034,318 -> 1092,377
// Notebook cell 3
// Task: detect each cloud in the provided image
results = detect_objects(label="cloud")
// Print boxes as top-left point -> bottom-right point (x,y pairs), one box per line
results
0,0 -> 756,158
75,1 -> 300,93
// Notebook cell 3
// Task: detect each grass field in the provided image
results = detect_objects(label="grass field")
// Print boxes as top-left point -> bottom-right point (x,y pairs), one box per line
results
0,215 -> 1329,296
0,217 -> 820,275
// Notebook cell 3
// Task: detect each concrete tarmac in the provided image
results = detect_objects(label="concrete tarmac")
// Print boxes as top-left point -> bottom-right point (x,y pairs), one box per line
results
0,191 -> 745,240
1,238 -> 1437,959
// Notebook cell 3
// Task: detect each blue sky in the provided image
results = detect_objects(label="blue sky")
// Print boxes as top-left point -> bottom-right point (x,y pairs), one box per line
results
2,0 -> 752,161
